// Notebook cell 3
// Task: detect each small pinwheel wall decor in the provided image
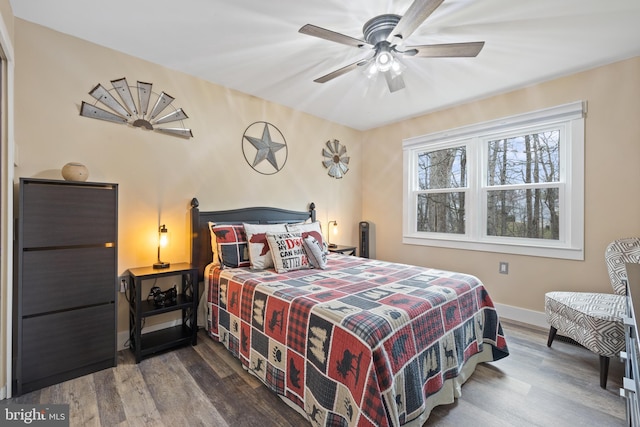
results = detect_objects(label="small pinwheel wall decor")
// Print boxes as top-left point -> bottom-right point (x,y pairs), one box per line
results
322,139 -> 349,179
79,77 -> 193,138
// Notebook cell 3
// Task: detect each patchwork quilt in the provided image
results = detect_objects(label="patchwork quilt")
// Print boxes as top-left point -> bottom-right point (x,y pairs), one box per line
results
205,254 -> 509,426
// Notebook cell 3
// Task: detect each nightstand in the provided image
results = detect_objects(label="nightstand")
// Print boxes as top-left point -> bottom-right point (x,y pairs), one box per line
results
328,245 -> 357,256
128,262 -> 198,363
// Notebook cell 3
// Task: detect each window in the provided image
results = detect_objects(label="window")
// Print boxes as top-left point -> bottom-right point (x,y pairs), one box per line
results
403,102 -> 585,260
416,146 -> 467,234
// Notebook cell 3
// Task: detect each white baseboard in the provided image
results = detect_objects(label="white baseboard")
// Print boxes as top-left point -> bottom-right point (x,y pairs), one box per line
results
0,385 -> 5,400
494,302 -> 547,329
117,319 -> 183,351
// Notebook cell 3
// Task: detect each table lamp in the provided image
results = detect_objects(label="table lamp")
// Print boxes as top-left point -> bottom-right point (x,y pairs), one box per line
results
153,224 -> 170,269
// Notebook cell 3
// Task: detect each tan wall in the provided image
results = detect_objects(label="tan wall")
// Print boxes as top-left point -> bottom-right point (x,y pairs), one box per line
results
0,0 -> 12,39
362,56 -> 640,314
13,19 -> 363,337
0,0 -> 12,397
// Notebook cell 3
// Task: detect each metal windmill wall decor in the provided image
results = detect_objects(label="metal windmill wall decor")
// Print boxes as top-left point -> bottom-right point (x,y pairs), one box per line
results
79,77 -> 193,138
322,139 -> 349,179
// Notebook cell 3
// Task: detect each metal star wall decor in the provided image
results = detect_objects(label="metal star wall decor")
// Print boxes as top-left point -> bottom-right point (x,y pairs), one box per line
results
242,122 -> 288,175
79,77 -> 193,138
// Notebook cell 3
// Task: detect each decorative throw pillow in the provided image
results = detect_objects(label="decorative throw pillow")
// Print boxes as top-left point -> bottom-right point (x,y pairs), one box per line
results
286,221 -> 328,254
208,222 -> 250,268
302,235 -> 328,269
208,221 -> 219,264
265,231 -> 309,273
243,223 -> 287,269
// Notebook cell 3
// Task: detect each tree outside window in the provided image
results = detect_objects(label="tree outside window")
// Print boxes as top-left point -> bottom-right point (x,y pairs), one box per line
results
486,130 -> 560,240
416,146 -> 466,234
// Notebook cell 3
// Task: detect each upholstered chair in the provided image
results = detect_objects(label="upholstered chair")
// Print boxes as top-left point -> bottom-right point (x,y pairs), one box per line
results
545,237 -> 640,388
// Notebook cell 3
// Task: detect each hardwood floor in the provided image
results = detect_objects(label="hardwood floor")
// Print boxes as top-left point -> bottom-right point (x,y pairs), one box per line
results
3,320 -> 626,426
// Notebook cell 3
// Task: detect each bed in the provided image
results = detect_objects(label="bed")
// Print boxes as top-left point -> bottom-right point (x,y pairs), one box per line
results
190,198 -> 509,426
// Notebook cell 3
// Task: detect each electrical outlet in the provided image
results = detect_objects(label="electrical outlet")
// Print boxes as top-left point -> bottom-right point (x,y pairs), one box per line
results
499,262 -> 509,275
118,276 -> 129,293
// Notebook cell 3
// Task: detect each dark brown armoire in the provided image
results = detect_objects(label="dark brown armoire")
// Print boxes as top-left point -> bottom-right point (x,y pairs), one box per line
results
14,177 -> 118,395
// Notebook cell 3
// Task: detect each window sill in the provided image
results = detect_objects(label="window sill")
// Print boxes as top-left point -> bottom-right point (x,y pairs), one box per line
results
402,235 -> 584,260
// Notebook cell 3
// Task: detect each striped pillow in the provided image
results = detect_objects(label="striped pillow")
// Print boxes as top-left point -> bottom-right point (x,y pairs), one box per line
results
303,235 -> 328,269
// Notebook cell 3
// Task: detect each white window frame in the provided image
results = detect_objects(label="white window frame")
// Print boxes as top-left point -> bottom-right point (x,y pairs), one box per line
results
402,101 -> 585,260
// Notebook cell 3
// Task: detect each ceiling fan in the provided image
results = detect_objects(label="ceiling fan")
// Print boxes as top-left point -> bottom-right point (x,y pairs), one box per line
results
299,0 -> 484,93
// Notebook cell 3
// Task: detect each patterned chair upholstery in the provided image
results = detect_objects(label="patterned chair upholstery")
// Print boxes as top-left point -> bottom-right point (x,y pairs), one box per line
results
545,237 -> 640,388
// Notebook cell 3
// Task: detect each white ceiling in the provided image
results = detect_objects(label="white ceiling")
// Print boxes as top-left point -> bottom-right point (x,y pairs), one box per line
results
10,0 -> 640,130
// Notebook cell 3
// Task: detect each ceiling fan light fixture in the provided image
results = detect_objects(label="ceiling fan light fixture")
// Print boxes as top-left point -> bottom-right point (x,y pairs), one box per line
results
390,58 -> 404,77
365,48 -> 404,80
365,62 -> 379,78
376,50 -> 394,72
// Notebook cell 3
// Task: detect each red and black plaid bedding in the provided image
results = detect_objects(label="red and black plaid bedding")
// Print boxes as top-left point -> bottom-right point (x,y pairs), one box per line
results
204,254 -> 509,426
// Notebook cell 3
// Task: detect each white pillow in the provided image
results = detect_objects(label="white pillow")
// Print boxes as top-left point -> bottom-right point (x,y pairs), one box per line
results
285,221 -> 328,254
243,223 -> 287,269
265,231 -> 309,273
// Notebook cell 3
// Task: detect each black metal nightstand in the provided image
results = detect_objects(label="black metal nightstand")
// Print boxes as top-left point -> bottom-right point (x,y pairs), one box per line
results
328,245 -> 357,256
128,262 -> 198,363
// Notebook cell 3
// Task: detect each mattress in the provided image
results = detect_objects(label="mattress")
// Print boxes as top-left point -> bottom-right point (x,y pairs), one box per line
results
202,253 -> 509,426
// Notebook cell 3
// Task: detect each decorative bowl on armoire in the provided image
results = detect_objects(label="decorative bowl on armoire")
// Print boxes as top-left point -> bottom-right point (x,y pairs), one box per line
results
61,162 -> 89,182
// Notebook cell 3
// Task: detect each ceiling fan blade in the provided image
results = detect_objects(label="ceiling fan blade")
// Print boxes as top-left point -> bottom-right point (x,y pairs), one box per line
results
387,0 -> 444,44
299,24 -> 370,49
384,71 -> 405,93
405,41 -> 485,57
314,58 -> 370,83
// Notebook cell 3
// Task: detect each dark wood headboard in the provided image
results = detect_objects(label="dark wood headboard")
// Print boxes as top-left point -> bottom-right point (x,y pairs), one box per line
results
189,198 -> 316,282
